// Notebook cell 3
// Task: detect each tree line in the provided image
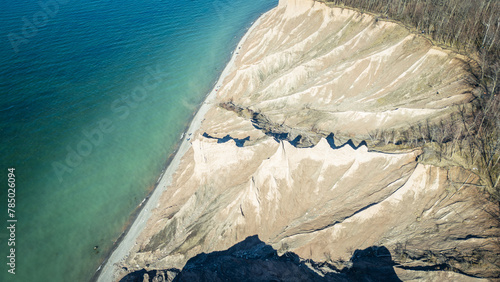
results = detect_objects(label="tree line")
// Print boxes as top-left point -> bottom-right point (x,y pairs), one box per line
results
323,0 -> 499,54
320,0 -> 500,203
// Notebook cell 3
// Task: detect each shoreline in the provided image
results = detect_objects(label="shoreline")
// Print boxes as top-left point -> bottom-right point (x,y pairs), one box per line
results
95,9 -> 272,282
89,120 -> 188,282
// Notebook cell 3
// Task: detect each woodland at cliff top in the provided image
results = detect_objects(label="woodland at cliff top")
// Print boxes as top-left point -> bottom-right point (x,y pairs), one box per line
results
321,0 -> 500,204
321,0 -> 499,55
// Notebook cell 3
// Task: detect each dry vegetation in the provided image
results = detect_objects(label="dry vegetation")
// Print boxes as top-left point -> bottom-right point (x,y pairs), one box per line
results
318,0 -> 500,203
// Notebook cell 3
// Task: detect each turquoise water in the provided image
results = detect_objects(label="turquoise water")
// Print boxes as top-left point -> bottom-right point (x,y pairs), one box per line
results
0,0 -> 277,281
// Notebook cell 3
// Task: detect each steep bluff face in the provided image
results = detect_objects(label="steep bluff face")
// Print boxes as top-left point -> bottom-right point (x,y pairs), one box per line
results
223,0 -> 473,145
117,0 -> 499,280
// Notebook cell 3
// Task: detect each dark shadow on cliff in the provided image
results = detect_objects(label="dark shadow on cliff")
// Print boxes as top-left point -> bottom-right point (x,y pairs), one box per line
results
326,133 -> 367,150
346,246 -> 402,282
202,132 -> 250,147
120,235 -> 402,282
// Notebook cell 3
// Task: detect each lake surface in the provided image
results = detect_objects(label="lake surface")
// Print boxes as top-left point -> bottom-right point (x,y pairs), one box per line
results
0,0 -> 277,281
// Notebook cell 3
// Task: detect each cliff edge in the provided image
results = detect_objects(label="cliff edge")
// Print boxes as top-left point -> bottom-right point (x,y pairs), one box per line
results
111,0 -> 499,280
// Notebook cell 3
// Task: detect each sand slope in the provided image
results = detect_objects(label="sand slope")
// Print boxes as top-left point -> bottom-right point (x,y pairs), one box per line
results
104,0 -> 499,281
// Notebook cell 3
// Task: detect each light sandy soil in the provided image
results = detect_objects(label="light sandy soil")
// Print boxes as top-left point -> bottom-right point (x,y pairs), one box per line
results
101,0 -> 499,281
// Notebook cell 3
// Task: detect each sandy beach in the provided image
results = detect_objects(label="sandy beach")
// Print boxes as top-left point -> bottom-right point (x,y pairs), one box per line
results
95,10 -> 271,282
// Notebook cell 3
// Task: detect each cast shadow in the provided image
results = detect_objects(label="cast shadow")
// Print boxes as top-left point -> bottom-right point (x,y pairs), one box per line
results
202,132 -> 250,147
120,235 -> 401,282
326,133 -> 367,150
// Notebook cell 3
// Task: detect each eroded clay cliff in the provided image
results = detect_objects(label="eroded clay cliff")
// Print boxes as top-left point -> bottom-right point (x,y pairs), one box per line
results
113,0 -> 499,280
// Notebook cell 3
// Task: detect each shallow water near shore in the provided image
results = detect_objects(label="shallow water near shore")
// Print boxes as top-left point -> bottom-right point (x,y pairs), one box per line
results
0,0 -> 277,281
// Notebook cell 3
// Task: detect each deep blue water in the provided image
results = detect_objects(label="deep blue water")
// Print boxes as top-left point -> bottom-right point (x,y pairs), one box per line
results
0,0 -> 277,281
